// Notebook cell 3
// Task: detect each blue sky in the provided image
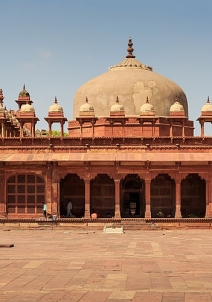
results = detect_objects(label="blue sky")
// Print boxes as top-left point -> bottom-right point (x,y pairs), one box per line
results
1,0 -> 212,134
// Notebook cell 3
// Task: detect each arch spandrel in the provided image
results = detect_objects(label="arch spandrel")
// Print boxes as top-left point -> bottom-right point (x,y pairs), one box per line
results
150,172 -> 176,181
57,171 -> 86,181
181,172 -> 208,181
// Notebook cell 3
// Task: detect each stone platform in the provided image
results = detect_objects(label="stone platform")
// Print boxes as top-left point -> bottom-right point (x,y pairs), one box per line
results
1,229 -> 212,301
0,218 -> 212,231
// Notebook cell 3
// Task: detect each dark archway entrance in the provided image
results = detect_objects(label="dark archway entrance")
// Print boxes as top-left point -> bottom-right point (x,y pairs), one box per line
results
60,174 -> 85,218
90,174 -> 115,218
181,174 -> 206,218
121,174 -> 144,218
151,174 -> 175,218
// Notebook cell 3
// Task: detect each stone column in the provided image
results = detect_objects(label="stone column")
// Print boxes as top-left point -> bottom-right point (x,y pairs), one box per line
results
84,179 -> 91,218
182,120 -> 185,137
152,120 -> 156,136
145,179 -> 151,218
205,179 -> 212,218
1,123 -> 5,138
19,122 -> 24,138
200,121 -> 204,137
60,122 -> 64,138
175,179 -> 182,218
32,122 -> 36,138
114,179 -> 121,218
46,169 -> 52,215
51,181 -> 60,216
169,121 -> 173,137
0,171 -> 6,217
48,122 -> 52,137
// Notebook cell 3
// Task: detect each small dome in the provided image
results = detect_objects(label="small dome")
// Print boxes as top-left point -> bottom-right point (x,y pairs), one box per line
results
201,97 -> 212,113
110,96 -> 125,112
19,84 -> 30,99
20,103 -> 35,113
79,97 -> 95,116
48,97 -> 64,113
140,97 -> 155,116
170,97 -> 185,112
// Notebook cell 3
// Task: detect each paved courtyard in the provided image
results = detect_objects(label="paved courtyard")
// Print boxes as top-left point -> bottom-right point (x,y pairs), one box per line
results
0,228 -> 212,301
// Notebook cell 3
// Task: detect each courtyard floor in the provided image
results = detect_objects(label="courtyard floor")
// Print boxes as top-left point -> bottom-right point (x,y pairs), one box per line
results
0,228 -> 212,301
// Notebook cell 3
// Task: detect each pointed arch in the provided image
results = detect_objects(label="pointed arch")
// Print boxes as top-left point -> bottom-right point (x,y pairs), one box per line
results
60,173 -> 85,217
181,173 -> 206,218
120,174 -> 145,217
90,174 -> 115,218
150,174 -> 175,218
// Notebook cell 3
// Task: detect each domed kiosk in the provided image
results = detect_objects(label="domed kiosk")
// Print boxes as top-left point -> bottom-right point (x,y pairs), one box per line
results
74,38 -> 188,118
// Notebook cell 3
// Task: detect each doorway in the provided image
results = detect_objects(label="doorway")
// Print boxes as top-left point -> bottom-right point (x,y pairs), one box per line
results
121,174 -> 144,218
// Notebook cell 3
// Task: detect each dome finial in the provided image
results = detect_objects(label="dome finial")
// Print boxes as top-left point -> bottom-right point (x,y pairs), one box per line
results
54,96 -> 58,103
207,96 -> 210,103
23,84 -> 25,90
116,96 -> 119,103
126,37 -> 135,58
0,89 -> 4,105
86,97 -> 88,103
175,96 -> 178,102
146,96 -> 149,103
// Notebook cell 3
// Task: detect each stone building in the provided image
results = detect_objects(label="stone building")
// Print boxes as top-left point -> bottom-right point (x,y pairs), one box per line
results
0,38 -> 212,221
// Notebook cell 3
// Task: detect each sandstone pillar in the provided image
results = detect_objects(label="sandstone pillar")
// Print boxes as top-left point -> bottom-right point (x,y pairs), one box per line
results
175,180 -> 182,218
170,121 -> 173,137
60,122 -> 64,138
205,179 -> 212,218
84,179 -> 91,218
145,179 -> 151,218
114,179 -> 121,218
51,182 -> 59,216
200,121 -> 204,137
46,169 -> 53,215
182,120 -> 185,137
0,171 -> 6,217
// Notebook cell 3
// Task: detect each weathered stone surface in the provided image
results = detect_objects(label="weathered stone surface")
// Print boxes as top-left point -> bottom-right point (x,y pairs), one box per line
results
103,225 -> 124,234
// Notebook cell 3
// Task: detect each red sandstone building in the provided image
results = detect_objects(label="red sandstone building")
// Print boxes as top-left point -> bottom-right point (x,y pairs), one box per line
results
0,39 -> 212,222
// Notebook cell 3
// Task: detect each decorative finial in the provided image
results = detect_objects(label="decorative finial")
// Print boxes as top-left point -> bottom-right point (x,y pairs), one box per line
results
146,96 -> 149,103
126,37 -> 135,58
207,96 -> 210,103
116,96 -> 119,104
54,96 -> 58,103
0,89 -> 4,105
86,97 -> 88,103
23,84 -> 25,90
175,96 -> 178,102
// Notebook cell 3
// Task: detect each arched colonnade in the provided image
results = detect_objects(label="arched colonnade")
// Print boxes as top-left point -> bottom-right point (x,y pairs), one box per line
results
5,171 -> 209,219
59,172 -> 207,219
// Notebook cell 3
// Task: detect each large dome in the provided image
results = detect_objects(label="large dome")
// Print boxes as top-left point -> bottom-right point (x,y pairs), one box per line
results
73,39 -> 188,118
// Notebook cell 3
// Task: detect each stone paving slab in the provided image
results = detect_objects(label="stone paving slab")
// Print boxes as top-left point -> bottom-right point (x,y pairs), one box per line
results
0,229 -> 212,301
